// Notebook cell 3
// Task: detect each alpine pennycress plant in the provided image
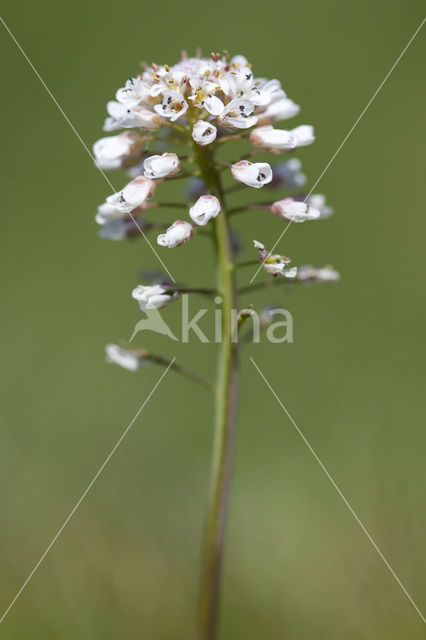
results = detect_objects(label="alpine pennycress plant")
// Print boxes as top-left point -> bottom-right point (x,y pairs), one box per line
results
94,50 -> 339,640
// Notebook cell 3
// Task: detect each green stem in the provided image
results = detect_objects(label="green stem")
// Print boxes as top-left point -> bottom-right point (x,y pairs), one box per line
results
194,143 -> 239,640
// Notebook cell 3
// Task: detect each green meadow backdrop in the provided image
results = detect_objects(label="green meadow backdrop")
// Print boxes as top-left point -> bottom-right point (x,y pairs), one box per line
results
1,1 -> 425,637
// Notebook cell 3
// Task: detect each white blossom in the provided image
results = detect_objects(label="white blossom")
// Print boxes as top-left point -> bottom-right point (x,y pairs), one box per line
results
256,97 -> 300,126
116,77 -> 151,106
106,344 -> 140,371
264,263 -> 297,277
157,220 -> 194,248
249,125 -> 297,151
192,121 -> 217,146
188,78 -> 225,115
103,101 -> 127,132
272,196 -> 332,222
253,239 -> 293,277
143,153 -> 180,179
154,91 -> 188,121
306,194 -> 333,219
231,161 -> 273,188
189,195 -> 221,226
120,105 -> 162,130
107,176 -> 156,213
218,99 -> 257,129
93,132 -> 141,170
290,125 -> 315,147
297,265 -> 340,283
131,284 -> 174,310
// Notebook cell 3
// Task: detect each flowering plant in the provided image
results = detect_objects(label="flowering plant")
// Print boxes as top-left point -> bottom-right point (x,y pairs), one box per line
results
94,50 -> 338,640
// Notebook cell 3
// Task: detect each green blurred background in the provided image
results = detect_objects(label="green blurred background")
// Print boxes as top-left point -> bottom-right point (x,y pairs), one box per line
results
1,1 -> 425,637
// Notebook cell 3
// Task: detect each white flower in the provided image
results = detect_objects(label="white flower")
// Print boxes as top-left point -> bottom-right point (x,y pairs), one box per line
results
192,121 -> 217,146
218,99 -> 257,129
106,344 -> 140,371
249,125 -> 297,151
264,263 -> 297,277
103,101 -> 127,132
143,153 -> 180,179
150,65 -> 187,97
107,176 -> 156,213
231,161 -> 273,188
189,195 -> 221,226
120,105 -> 162,130
306,194 -> 333,219
131,284 -> 173,310
93,132 -> 141,170
290,125 -> 315,147
188,78 -> 224,115
157,220 -> 194,248
253,239 -> 292,276
154,91 -> 188,121
297,265 -> 340,283
116,77 -> 151,106
256,97 -> 300,126
270,158 -> 306,189
272,196 -> 333,222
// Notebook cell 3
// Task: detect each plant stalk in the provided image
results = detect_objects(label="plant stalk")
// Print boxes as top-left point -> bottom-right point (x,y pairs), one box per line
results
194,143 -> 239,640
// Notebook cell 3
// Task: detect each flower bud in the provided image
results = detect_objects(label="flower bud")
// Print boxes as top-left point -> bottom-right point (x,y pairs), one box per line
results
231,161 -> 273,188
107,176 -> 156,213
157,220 -> 194,248
269,158 -> 306,189
271,195 -> 332,222
189,195 -> 221,226
131,284 -> 174,310
297,265 -> 340,283
192,121 -> 217,146
143,153 -> 180,179
106,344 -> 140,371
249,125 -> 297,151
93,132 -> 141,170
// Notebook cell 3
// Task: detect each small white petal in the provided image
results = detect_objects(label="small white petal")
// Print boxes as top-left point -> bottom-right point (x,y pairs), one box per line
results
290,125 -> 315,147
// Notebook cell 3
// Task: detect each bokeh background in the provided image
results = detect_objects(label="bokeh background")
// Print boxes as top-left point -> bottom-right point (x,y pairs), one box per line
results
1,1 -> 425,638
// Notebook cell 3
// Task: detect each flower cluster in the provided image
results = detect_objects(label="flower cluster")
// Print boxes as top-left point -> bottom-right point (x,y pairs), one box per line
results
91,50 -> 339,366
